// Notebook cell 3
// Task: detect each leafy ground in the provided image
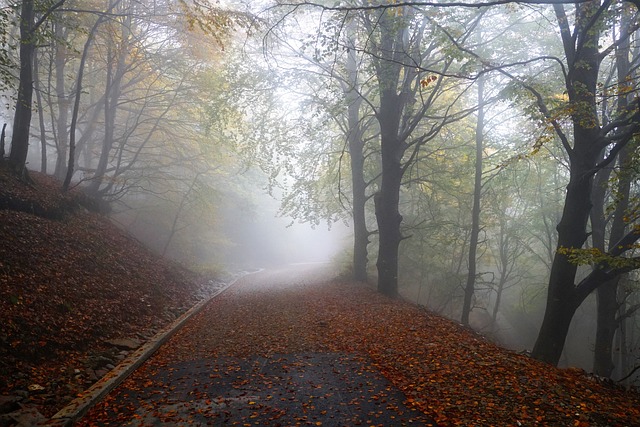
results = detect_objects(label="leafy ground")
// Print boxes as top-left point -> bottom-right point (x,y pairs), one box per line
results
1,166 -> 640,426
0,165 -> 212,419
79,268 -> 640,427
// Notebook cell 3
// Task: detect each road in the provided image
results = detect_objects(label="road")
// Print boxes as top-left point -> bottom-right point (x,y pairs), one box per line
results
76,263 -> 438,426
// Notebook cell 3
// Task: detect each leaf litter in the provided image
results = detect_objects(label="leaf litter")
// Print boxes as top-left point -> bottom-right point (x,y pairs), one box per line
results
79,272 -> 640,426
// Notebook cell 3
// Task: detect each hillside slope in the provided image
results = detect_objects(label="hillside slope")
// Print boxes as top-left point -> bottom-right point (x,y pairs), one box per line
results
0,165 -> 214,419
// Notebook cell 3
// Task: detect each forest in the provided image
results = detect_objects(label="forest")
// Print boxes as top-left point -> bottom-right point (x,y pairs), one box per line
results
1,0 -> 640,387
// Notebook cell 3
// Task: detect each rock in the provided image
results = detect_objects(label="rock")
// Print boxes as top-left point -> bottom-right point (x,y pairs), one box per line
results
95,369 -> 109,378
97,355 -> 116,365
8,405 -> 46,426
86,355 -> 116,369
86,369 -> 98,382
105,338 -> 142,350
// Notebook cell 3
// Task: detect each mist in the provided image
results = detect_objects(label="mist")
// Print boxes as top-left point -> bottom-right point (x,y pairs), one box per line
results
1,0 -> 639,386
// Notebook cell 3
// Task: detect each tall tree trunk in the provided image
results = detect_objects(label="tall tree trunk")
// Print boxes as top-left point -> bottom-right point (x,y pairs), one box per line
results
375,76 -> 404,296
349,122 -> 369,282
375,153 -> 403,296
344,30 -> 369,282
491,220 -> 510,325
461,72 -> 485,326
9,0 -> 35,174
592,144 -> 633,375
8,0 -> 65,174
89,54 -> 115,193
531,1 -> 605,366
64,4 -> 115,191
592,5 -> 635,377
89,10 -> 129,195
53,23 -> 70,180
1,123 -> 7,158
617,292 -> 630,382
33,49 -> 47,173
373,10 -> 406,297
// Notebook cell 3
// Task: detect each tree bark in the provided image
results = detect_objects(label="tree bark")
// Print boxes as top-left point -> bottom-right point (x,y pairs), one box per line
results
88,8 -> 130,195
592,4 -> 634,377
344,28 -> 369,282
33,49 -> 47,173
532,1 -> 602,365
372,10 -> 407,297
9,0 -> 35,174
349,123 -> 369,282
461,71 -> 485,326
53,23 -> 70,180
375,73 -> 404,296
8,0 -> 65,174
64,3 -> 115,191
0,123 -> 7,158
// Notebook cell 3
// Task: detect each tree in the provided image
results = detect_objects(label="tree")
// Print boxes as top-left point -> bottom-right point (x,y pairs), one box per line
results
588,2 -> 640,377
343,20 -> 373,282
62,0 -> 118,191
9,0 -> 65,175
364,6 -> 477,296
461,68 -> 486,326
530,0 -> 640,366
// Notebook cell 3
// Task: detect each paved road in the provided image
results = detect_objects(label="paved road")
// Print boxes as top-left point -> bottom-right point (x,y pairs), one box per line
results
78,264 -> 438,426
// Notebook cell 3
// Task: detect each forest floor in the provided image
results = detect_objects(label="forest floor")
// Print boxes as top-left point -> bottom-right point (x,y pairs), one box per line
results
78,266 -> 640,427
0,165 -> 219,423
1,165 -> 640,426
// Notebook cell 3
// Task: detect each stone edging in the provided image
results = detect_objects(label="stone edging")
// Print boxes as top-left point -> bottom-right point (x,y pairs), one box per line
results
43,274 -> 247,427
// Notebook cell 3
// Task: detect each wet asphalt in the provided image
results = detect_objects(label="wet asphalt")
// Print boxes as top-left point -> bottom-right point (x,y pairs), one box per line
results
76,264 -> 439,426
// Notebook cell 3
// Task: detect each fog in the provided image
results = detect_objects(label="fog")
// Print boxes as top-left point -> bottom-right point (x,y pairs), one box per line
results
214,192 -> 352,269
2,0 -> 640,385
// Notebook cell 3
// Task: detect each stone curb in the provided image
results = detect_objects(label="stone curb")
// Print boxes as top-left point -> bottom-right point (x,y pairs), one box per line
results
42,274 -> 247,427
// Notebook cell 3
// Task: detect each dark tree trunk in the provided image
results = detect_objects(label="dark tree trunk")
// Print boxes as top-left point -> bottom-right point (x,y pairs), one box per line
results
372,10 -> 406,297
8,0 -> 65,174
374,164 -> 402,297
533,1 -> 639,370
375,84 -> 403,296
531,1 -> 604,365
0,123 -> 7,158
350,133 -> 369,282
9,0 -> 35,174
89,49 -> 116,194
532,154 -> 597,364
